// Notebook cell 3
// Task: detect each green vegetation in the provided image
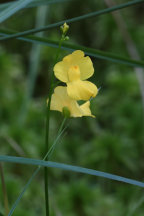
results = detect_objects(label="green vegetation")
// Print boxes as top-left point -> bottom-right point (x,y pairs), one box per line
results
0,0 -> 144,215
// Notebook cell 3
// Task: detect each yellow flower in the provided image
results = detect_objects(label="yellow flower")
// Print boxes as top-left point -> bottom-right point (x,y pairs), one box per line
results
54,50 -> 98,101
50,86 -> 94,118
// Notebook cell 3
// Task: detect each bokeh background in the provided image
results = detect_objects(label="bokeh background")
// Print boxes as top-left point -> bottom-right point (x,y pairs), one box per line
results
0,0 -> 144,215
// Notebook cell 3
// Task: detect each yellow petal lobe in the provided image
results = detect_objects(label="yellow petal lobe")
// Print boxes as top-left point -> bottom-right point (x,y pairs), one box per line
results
80,101 -> 95,118
54,61 -> 69,83
77,56 -> 94,80
63,50 -> 84,63
50,86 -> 96,118
50,86 -> 83,117
67,80 -> 98,101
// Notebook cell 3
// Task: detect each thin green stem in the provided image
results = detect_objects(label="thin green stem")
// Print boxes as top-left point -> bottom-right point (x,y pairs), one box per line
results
0,0 -> 143,40
0,163 -> 9,216
44,35 -> 65,216
0,28 -> 144,68
47,118 -> 67,158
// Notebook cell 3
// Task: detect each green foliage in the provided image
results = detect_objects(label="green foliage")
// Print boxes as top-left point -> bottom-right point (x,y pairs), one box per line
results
0,0 -> 144,215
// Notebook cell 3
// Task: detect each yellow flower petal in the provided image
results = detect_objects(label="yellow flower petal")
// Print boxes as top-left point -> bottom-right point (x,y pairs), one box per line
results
80,101 -> 95,118
63,50 -> 84,63
50,86 -> 83,117
76,56 -> 94,80
53,50 -> 94,83
54,61 -> 69,83
68,66 -> 80,82
67,80 -> 98,101
64,50 -> 94,80
50,86 -> 96,118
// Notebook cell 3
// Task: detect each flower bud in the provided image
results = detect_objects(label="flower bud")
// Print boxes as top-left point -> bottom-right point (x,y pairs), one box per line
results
62,106 -> 70,118
60,22 -> 69,35
64,36 -> 69,41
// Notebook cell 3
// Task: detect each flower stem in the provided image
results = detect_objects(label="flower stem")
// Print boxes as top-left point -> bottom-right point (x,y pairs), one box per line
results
44,35 -> 65,216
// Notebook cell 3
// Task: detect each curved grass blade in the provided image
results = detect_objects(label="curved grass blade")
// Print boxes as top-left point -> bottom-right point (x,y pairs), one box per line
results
0,0 -> 34,24
0,29 -> 144,68
0,155 -> 144,188
0,0 -> 143,40
8,118 -> 67,216
8,168 -> 39,216
0,0 -> 72,12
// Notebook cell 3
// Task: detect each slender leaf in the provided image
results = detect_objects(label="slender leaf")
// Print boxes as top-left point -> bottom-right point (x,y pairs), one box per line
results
0,155 -> 144,188
8,168 -> 39,216
0,29 -> 144,68
0,0 -> 72,12
8,120 -> 67,216
0,0 -> 143,40
0,0 -> 34,24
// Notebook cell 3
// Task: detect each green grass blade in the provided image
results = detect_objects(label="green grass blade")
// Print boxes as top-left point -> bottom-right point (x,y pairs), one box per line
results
0,0 -> 34,23
0,0 -> 72,12
0,29 -> 144,68
8,119 -> 67,216
8,168 -> 39,216
61,42 -> 144,68
0,0 -> 143,40
0,155 -> 144,188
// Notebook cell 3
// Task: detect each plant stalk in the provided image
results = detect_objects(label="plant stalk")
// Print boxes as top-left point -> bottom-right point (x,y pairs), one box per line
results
44,35 -> 65,216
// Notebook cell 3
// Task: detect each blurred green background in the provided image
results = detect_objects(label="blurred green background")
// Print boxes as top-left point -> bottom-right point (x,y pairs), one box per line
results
0,0 -> 144,215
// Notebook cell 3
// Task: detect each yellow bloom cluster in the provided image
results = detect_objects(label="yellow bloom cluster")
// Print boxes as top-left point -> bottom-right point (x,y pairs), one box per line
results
50,50 -> 98,117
